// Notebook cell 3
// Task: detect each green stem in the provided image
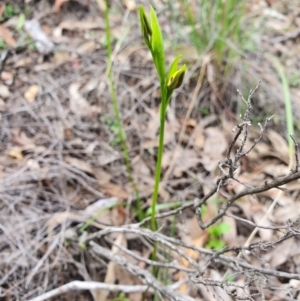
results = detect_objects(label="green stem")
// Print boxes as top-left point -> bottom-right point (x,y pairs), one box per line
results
150,85 -> 167,278
150,86 -> 167,232
104,0 -> 144,221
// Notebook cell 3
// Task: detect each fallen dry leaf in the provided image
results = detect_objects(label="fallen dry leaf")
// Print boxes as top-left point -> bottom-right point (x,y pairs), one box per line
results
93,168 -> 112,185
64,156 -> 95,176
199,270 -> 232,301
274,196 -> 300,223
34,63 -> 57,72
132,155 -> 154,191
201,127 -> 227,172
252,211 -> 273,241
176,215 -> 209,294
24,85 -> 39,103
54,0 -> 69,12
248,141 -> 271,159
162,147 -> 201,177
47,198 -> 123,238
100,182 -> 129,200
141,108 -> 177,149
8,148 -> 23,160
115,249 -> 144,301
15,57 -> 34,68
191,124 -> 205,149
47,212 -> 95,239
267,130 -> 289,163
1,71 -> 14,85
53,51 -> 70,66
77,40 -> 96,54
0,24 -> 16,46
143,108 -> 160,139
98,234 -> 127,301
177,234 -> 209,294
270,238 -> 297,267
69,82 -> 100,116
263,162 -> 290,177
123,0 -> 136,10
96,0 -> 106,10
97,151 -> 119,165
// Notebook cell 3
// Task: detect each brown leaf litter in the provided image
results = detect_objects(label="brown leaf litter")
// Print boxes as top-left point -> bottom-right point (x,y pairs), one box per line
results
1,1 -> 300,300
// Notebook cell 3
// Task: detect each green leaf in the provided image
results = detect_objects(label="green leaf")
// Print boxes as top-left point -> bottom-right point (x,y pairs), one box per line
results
166,55 -> 181,84
150,6 -> 165,81
5,4 -> 14,18
17,13 -> 26,30
28,42 -> 35,50
225,274 -> 235,283
208,222 -> 231,236
217,222 -> 231,235
206,238 -> 225,250
0,39 -> 7,50
201,205 -> 207,219
139,5 -> 152,49
24,6 -> 31,16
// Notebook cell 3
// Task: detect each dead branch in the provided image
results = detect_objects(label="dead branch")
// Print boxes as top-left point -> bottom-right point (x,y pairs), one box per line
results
27,281 -> 149,301
85,224 -> 300,281
194,169 -> 300,229
89,241 -> 195,301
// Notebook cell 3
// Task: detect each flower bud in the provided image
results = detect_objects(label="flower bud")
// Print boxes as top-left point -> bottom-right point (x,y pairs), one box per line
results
167,65 -> 186,90
139,6 -> 152,46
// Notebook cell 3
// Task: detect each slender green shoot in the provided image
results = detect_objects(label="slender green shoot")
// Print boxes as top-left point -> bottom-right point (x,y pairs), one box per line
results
104,0 -> 144,221
139,5 -> 186,275
269,55 -> 294,155
139,5 -> 186,231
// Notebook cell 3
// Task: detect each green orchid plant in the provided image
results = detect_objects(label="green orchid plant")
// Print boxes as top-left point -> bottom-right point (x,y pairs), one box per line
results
139,5 -> 187,233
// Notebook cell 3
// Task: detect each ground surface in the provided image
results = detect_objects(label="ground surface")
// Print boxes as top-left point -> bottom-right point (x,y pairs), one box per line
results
1,0 -> 300,300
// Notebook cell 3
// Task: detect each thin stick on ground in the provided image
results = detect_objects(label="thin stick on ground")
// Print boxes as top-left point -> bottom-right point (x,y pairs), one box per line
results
27,281 -> 149,301
84,224 -> 300,281
90,241 -> 195,301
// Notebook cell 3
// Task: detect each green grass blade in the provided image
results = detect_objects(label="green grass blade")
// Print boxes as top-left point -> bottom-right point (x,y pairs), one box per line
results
269,55 -> 294,155
104,0 -> 144,221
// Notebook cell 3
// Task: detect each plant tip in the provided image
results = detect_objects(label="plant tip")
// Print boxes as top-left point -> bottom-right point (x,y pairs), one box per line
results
139,5 -> 152,47
167,64 -> 186,90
